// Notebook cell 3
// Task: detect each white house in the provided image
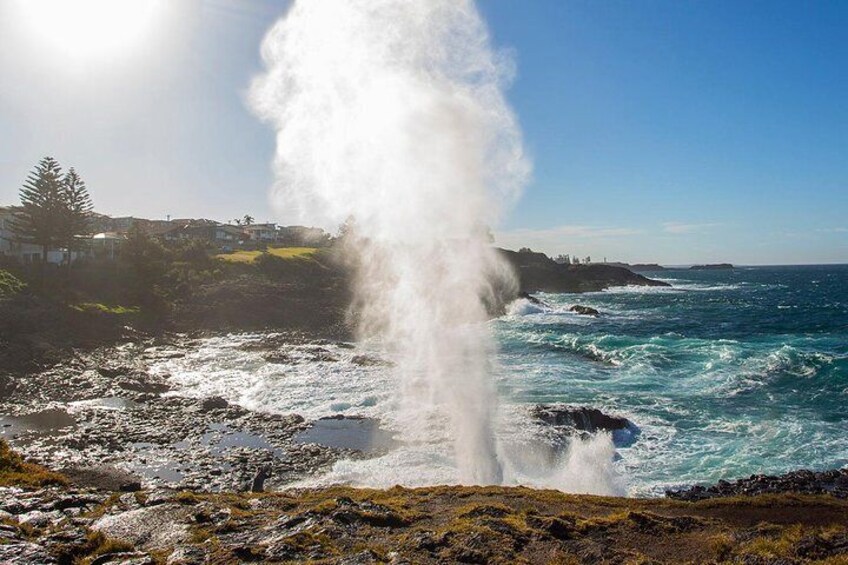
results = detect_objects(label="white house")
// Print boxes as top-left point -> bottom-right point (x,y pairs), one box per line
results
0,206 -> 47,263
90,232 -> 125,260
0,205 -> 91,264
244,223 -> 277,242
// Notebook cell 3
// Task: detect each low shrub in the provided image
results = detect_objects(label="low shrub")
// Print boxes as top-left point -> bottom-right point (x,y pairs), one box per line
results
0,269 -> 26,298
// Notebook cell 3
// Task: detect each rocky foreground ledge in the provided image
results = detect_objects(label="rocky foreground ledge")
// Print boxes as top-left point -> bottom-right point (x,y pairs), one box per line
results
2,477 -> 848,564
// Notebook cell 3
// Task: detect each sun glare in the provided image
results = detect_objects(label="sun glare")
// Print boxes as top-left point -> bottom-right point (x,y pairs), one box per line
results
16,0 -> 162,62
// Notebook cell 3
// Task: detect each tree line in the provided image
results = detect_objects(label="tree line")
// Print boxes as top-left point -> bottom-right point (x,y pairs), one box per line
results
554,254 -> 592,265
14,156 -> 94,263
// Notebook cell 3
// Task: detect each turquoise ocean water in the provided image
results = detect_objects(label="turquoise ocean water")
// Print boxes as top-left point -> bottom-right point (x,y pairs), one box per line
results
494,265 -> 848,496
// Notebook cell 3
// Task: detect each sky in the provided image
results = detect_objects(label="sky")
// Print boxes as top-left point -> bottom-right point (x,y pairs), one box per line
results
0,0 -> 845,265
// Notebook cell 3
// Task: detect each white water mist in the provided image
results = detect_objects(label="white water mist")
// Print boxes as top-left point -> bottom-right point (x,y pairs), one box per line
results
250,0 -> 529,484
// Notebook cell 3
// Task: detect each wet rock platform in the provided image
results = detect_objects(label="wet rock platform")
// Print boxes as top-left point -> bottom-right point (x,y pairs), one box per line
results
0,335 -> 378,494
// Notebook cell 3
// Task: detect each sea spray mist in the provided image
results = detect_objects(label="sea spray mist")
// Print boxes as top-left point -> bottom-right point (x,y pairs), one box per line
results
249,0 -> 529,484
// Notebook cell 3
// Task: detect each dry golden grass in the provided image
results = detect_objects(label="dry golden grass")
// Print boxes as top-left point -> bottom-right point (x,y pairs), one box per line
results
179,486 -> 848,564
0,439 -> 66,488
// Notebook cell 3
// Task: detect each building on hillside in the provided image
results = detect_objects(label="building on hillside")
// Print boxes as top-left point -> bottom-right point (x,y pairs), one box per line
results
1,205 -> 98,264
244,223 -> 277,242
0,206 -> 17,256
184,223 -> 246,245
89,215 -> 143,234
215,224 -> 249,244
146,223 -> 192,242
0,205 -> 56,263
90,232 -> 126,261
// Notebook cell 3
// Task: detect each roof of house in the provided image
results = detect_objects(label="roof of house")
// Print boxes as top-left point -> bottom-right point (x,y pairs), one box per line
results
92,232 -> 126,240
217,224 -> 247,234
145,223 -> 186,236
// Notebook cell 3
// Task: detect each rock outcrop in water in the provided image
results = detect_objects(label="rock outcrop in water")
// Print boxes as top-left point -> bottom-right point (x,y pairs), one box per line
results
532,404 -> 640,448
532,405 -> 632,434
569,305 -> 601,316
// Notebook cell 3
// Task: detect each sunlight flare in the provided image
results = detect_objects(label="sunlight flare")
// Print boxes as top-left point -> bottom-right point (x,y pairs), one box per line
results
16,0 -> 163,62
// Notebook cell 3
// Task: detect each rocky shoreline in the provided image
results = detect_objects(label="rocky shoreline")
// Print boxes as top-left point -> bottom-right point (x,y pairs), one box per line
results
667,469 -> 848,502
2,334 -> 847,563
3,335 -> 845,499
0,335 -> 374,495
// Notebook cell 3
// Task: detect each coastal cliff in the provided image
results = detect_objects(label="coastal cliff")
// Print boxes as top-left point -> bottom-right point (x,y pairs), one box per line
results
498,248 -> 670,294
0,247 -> 668,374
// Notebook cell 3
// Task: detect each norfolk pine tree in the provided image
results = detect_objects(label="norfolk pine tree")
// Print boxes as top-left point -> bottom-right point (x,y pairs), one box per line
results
14,157 -> 65,263
61,167 -> 94,264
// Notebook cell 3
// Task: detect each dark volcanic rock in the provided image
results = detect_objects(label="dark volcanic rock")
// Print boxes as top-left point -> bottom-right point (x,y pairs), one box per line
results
200,397 -> 229,412
533,405 -> 631,433
61,465 -> 143,493
0,374 -> 17,396
569,305 -> 600,316
667,468 -> 848,501
517,291 -> 545,306
97,365 -> 133,379
499,248 -> 670,295
532,404 -> 639,448
350,354 -> 393,367
172,269 -> 352,339
0,338 -> 340,493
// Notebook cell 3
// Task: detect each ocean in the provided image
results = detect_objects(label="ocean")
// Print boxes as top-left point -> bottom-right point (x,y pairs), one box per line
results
496,264 -> 848,495
152,264 -> 848,496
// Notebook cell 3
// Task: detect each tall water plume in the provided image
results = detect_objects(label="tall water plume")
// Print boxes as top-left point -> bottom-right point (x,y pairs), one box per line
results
250,0 -> 530,484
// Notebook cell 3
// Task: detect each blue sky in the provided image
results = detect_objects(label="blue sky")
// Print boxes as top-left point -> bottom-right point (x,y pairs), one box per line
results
0,0 -> 845,264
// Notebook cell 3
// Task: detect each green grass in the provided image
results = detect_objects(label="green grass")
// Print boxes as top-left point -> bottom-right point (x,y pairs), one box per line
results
71,303 -> 141,315
215,247 -> 318,264
0,269 -> 25,298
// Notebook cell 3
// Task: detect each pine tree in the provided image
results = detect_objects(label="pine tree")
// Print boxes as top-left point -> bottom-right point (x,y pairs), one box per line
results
60,168 -> 94,260
15,157 -> 65,263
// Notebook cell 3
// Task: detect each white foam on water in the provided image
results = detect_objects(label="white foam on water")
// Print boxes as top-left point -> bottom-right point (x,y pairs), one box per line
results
151,334 -> 627,495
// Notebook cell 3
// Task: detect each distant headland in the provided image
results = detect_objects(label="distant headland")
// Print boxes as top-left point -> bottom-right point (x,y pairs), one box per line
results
601,262 -> 735,272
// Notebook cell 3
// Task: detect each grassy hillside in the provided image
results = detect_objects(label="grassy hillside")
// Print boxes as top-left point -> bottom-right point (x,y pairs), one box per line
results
215,247 -> 319,263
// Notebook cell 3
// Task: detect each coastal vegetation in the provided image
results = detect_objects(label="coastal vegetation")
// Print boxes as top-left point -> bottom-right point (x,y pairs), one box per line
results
1,207 -> 663,375
215,246 -> 318,263
0,269 -> 25,298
